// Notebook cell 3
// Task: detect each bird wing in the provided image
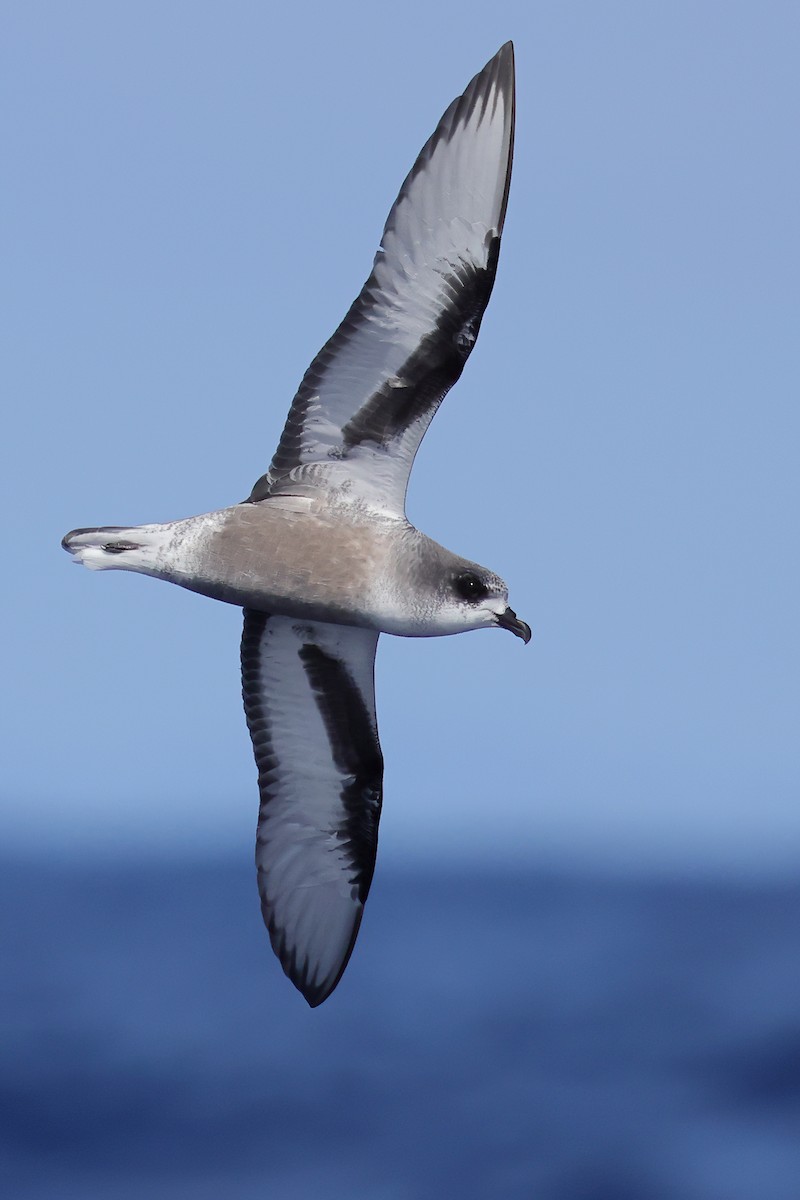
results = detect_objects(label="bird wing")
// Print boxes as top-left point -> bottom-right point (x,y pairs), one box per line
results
248,42 -> 514,516
241,610 -> 383,1006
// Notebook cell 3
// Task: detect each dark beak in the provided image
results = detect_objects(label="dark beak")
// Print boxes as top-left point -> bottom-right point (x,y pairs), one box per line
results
496,607 -> 532,644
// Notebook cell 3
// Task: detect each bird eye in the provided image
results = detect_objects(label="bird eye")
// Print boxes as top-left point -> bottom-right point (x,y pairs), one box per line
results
454,572 -> 489,602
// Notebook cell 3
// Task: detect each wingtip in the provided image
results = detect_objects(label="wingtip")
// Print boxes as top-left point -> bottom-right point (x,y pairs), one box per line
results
292,916 -> 365,1008
478,41 -> 515,234
498,42 -> 515,108
487,40 -> 515,81
303,985 -> 333,1010
291,961 -> 346,1009
263,894 -> 367,1009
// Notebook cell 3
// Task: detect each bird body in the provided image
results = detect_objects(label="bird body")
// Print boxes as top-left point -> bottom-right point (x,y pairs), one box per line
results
63,504 -> 515,638
62,42 -> 528,1006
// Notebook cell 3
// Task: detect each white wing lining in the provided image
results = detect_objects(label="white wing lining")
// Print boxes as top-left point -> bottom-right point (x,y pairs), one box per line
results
241,611 -> 383,1006
249,43 -> 515,515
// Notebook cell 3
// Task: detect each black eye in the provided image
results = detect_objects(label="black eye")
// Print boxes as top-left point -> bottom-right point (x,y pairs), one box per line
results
454,572 -> 489,602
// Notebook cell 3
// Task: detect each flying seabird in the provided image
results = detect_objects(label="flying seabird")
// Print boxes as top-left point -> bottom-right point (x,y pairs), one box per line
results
62,42 -> 529,1006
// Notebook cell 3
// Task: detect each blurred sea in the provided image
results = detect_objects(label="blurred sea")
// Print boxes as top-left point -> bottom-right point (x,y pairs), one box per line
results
3,856 -> 800,1199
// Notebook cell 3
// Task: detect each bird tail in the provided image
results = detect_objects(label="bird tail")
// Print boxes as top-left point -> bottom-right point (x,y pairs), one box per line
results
61,524 -> 166,573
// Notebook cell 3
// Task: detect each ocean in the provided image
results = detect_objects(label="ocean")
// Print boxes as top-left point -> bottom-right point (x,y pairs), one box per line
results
3,857 -> 800,1198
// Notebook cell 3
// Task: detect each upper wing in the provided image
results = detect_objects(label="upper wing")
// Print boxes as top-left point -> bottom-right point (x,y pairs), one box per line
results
241,610 -> 383,1007
249,42 -> 515,516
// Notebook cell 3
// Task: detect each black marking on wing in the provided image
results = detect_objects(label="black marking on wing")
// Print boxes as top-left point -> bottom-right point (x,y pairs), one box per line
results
298,642 -> 383,902
340,236 -> 500,451
241,609 -> 276,841
241,611 -> 304,995
240,610 -> 383,1007
246,43 -> 514,505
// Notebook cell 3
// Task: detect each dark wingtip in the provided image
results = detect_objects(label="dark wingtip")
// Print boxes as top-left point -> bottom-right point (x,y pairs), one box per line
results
285,919 -> 364,1009
288,959 -> 343,1010
472,41 -> 515,236
262,897 -> 366,1010
486,40 -> 514,82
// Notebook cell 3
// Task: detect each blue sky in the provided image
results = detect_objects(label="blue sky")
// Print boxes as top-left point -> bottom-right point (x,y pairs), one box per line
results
3,1 -> 799,873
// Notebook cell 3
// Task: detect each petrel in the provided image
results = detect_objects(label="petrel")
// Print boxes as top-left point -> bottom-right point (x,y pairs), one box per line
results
62,42 -> 529,1006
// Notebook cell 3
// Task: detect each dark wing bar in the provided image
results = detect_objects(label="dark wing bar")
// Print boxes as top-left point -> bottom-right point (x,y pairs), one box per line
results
241,611 -> 383,1006
249,43 -> 515,515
